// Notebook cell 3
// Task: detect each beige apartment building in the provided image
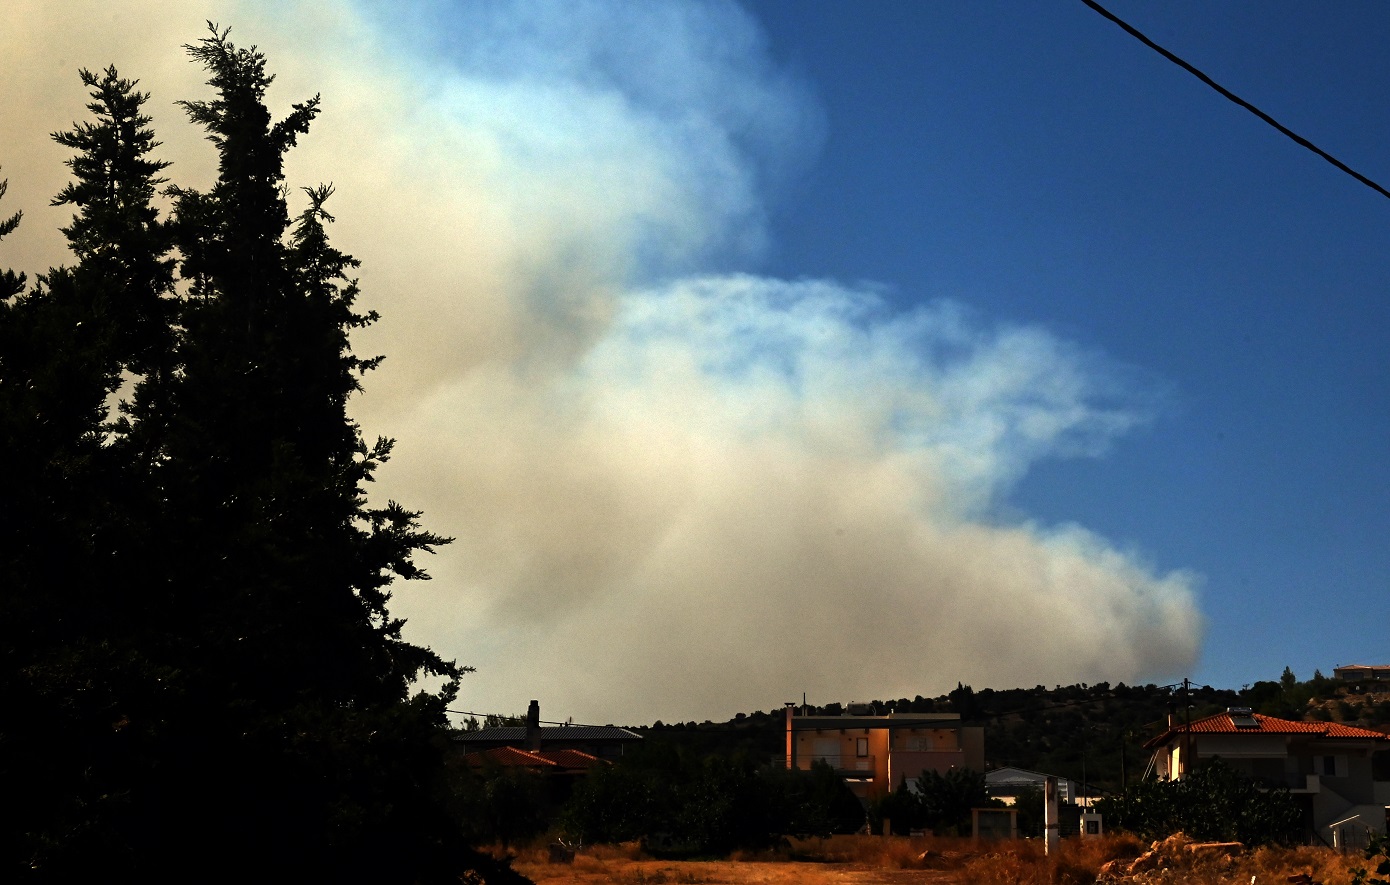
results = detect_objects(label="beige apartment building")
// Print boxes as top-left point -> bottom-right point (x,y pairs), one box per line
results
785,705 -> 985,801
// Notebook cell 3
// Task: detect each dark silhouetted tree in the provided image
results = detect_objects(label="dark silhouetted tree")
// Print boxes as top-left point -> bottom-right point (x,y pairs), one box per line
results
0,27 -> 524,885
916,767 -> 992,836
949,682 -> 981,720
869,777 -> 926,835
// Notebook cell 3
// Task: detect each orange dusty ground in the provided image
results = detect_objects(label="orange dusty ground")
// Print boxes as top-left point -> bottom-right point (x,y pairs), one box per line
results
517,857 -> 960,884
504,834 -> 1369,885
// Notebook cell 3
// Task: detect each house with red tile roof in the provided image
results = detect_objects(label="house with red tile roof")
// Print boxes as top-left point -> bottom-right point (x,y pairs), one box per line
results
1143,707 -> 1389,844
1334,664 -> 1390,683
453,711 -> 621,826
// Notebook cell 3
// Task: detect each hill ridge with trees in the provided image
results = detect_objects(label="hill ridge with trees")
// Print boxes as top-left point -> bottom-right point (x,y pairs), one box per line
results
630,668 -> 1390,795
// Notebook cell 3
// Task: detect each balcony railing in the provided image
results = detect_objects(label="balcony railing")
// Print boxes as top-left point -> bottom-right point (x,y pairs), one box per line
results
1257,772 -> 1319,792
788,754 -> 876,776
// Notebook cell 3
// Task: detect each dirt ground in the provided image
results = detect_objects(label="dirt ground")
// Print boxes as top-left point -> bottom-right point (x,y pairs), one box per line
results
516,857 -> 962,884
506,833 -> 1369,885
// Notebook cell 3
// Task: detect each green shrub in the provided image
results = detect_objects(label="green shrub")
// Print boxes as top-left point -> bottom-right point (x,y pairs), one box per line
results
1095,758 -> 1301,845
1353,833 -> 1390,885
560,750 -> 863,854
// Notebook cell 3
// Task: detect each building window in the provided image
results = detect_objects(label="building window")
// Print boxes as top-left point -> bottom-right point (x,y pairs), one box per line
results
856,737 -> 869,757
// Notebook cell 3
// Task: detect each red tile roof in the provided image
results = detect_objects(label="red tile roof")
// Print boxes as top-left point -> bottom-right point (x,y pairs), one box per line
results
1145,712 -> 1389,747
535,748 -> 604,769
464,746 -> 559,768
462,746 -> 605,771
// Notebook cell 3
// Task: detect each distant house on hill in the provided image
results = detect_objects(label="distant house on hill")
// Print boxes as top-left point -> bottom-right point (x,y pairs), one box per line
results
1334,664 -> 1390,683
1144,707 -> 1389,844
453,700 -> 643,761
783,705 -> 984,801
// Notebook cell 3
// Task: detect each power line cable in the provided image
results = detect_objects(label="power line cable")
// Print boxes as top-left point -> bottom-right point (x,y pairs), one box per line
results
445,708 -> 626,729
1081,0 -> 1390,201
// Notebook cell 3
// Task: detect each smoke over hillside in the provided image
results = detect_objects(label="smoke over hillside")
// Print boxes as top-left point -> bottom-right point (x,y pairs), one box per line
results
1,0 -> 1201,723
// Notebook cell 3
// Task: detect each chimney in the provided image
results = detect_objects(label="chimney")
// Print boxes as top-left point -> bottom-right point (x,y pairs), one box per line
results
525,700 -> 540,751
1167,702 -> 1178,729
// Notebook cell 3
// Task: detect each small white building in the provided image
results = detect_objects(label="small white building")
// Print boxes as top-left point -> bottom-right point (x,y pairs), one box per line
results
986,766 -> 1079,805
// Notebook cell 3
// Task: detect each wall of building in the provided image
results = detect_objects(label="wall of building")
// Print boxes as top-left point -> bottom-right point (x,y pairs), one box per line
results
1195,734 -> 1286,758
961,726 -> 985,771
888,749 -> 966,789
788,715 -> 976,800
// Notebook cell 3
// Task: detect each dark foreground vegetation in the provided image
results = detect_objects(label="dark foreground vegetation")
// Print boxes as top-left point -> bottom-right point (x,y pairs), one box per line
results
462,750 -> 1304,858
1,28 -> 522,884
455,746 -> 863,854
1094,757 -> 1303,845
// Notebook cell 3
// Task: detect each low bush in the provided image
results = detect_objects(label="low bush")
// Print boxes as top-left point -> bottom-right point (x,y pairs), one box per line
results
867,766 -> 996,836
1354,833 -> 1390,885
559,750 -> 863,855
1095,758 -> 1302,845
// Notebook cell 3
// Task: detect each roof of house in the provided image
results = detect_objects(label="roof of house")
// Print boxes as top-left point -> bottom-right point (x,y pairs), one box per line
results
462,746 -> 605,771
1144,711 -> 1389,749
789,713 -> 964,731
453,725 -> 642,744
985,766 -> 1076,787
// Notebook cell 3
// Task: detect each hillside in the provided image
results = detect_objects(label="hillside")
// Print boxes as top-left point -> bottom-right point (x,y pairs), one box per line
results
636,669 -> 1390,793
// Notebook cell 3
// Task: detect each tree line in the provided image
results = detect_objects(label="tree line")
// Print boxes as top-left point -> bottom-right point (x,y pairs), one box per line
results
636,669 -> 1389,795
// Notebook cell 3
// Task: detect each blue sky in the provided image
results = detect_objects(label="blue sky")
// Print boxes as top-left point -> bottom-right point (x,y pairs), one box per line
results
741,0 -> 1390,691
5,0 -> 1387,722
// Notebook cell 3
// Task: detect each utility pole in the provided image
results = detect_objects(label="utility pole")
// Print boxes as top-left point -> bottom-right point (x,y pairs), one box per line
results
1181,678 -> 1192,779
1119,731 -> 1127,792
1081,748 -> 1088,809
1044,776 -> 1059,855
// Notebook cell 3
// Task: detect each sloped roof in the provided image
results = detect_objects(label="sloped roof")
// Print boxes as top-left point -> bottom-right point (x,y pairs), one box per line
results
986,766 -> 1076,786
789,713 -> 962,731
462,746 -> 605,771
1335,664 -> 1390,676
465,746 -> 560,768
536,748 -> 605,769
454,725 -> 642,744
1144,711 -> 1389,748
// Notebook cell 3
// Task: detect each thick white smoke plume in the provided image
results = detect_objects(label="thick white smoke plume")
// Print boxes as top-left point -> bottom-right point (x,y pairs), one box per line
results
2,0 -> 1201,724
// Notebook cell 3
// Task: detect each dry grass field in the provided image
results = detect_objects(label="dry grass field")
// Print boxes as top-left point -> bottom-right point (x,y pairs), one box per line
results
501,833 -> 1369,885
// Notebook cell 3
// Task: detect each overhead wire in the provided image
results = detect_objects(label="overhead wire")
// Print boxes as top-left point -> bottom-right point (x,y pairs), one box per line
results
446,708 -> 625,729
1080,0 -> 1390,201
